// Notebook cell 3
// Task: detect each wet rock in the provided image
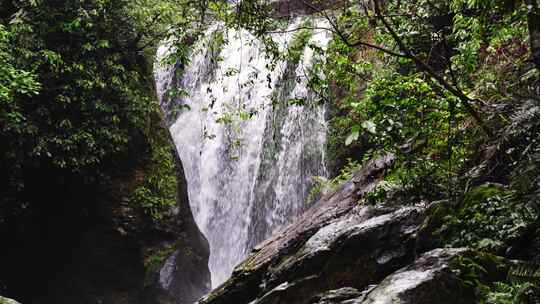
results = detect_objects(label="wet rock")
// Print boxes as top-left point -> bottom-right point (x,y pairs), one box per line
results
250,276 -> 321,304
140,122 -> 211,304
313,249 -> 505,304
360,248 -> 476,304
144,246 -> 211,304
0,296 -> 21,304
271,0 -> 347,17
258,206 -> 426,303
309,287 -> 363,304
201,155 -> 437,304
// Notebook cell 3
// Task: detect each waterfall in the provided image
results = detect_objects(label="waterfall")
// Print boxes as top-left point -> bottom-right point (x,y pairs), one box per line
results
156,19 -> 330,287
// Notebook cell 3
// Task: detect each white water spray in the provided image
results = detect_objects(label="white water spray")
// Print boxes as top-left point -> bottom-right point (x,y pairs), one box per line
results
156,19 -> 330,287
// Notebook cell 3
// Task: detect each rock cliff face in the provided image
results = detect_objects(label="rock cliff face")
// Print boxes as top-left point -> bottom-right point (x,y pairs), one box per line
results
271,0 -> 347,17
0,296 -> 21,304
142,125 -> 211,304
199,155 -> 507,304
0,111 -> 210,304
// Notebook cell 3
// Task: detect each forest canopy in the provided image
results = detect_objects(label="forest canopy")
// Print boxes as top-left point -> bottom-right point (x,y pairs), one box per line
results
0,0 -> 212,216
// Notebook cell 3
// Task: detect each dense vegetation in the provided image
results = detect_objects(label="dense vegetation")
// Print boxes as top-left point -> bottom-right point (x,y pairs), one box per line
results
3,0 -> 540,302
0,0 -> 216,223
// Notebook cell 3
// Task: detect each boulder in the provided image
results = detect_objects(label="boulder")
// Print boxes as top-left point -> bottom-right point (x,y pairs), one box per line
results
309,287 -> 365,304
360,248 -> 474,303
0,296 -> 21,304
270,0 -> 347,17
248,206 -> 427,304
306,249 -> 493,304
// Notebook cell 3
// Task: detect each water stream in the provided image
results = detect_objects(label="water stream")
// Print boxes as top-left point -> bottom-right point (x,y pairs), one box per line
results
156,19 -> 330,287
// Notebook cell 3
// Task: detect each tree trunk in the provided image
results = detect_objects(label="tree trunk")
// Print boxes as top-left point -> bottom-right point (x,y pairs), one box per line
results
526,0 -> 540,67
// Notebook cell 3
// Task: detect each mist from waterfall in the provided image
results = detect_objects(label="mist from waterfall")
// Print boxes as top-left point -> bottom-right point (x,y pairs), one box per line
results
156,19 -> 330,287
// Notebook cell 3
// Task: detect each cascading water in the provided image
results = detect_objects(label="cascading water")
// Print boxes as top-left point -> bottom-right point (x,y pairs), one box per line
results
156,19 -> 330,287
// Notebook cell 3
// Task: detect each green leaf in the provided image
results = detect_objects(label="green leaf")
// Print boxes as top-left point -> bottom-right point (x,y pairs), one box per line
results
345,125 -> 361,146
362,120 -> 377,134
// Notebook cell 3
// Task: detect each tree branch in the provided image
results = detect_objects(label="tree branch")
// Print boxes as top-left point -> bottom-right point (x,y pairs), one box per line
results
297,0 -> 408,58
372,0 -> 493,136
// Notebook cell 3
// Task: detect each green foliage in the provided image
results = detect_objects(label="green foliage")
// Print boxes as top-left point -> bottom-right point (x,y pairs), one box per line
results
457,254 -> 533,304
0,24 -> 41,131
287,22 -> 314,64
2,0 -> 156,174
480,282 -> 533,304
292,3 -> 478,201
509,100 -> 540,210
451,0 -> 529,96
131,112 -> 177,221
437,185 -> 533,252
314,0 -> 534,208
0,0 -> 214,217
353,73 -> 452,149
362,180 -> 398,205
509,262 -> 540,286
308,160 -> 361,202
318,28 -> 379,173
207,29 -> 227,60
131,160 -> 176,221
146,243 -> 176,269
344,71 -> 471,203
326,114 -> 360,170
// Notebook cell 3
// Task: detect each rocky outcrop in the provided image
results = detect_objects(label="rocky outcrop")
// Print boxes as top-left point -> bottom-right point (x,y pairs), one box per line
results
142,131 -> 211,304
201,155 -> 405,304
200,155 -> 508,304
271,0 -> 347,17
307,248 -> 505,304
359,248 -> 475,304
242,206 -> 426,304
203,202 -> 430,304
0,296 -> 21,304
310,287 -> 366,304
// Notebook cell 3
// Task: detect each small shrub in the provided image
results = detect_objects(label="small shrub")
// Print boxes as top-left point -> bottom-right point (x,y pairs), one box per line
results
131,114 -> 178,222
437,184 -> 532,252
308,160 -> 361,202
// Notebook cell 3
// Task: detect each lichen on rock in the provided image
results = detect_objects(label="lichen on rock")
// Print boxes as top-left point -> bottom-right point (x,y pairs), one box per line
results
0,296 -> 21,304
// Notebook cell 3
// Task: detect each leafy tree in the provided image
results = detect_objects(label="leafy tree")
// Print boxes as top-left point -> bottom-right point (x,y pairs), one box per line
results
0,0 -> 221,219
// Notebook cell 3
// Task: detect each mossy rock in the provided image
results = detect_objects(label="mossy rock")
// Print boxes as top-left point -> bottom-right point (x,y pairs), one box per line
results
0,296 -> 21,304
462,183 -> 508,208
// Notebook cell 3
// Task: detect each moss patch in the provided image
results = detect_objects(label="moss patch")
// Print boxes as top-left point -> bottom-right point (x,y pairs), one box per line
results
129,104 -> 178,222
0,296 -> 21,304
143,243 -> 178,286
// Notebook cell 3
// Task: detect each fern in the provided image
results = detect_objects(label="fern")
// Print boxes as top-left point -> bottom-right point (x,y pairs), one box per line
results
509,262 -> 540,286
507,100 -> 540,215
